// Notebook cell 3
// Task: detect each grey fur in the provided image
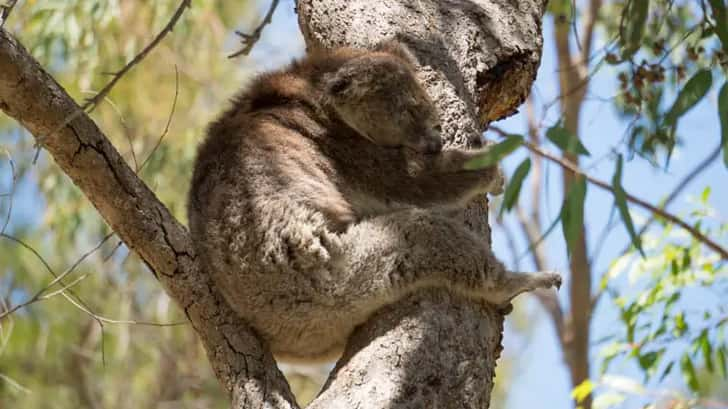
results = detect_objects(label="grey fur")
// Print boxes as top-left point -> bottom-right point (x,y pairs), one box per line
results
188,42 -> 561,363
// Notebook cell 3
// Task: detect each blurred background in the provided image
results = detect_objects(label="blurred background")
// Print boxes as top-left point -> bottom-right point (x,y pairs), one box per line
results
0,0 -> 726,408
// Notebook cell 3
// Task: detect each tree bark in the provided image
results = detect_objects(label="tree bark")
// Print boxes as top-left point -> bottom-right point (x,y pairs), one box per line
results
0,0 -> 548,406
295,1 -> 546,406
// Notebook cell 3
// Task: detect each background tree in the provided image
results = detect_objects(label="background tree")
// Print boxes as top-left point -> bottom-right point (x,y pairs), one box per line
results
1,0 -> 727,408
492,0 -> 727,408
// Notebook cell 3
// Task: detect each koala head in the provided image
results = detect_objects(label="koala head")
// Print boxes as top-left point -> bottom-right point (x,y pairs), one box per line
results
322,41 -> 443,154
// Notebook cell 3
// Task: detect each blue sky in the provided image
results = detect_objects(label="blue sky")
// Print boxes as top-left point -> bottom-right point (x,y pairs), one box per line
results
2,0 -> 725,407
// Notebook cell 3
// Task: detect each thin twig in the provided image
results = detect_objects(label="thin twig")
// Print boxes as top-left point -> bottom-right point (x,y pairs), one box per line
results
0,148 -> 16,234
637,144 -> 722,237
490,126 -> 728,259
102,240 -> 124,263
0,372 -> 29,395
0,284 -> 14,354
580,0 -> 603,65
139,65 -> 179,172
0,232 -> 113,320
33,0 -> 192,163
228,0 -> 279,59
0,0 -> 18,28
0,232 -> 184,327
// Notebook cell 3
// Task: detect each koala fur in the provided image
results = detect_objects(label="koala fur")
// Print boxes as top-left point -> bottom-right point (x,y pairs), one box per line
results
188,41 -> 561,363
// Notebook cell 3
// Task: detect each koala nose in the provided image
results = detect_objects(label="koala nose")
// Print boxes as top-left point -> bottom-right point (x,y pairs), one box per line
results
420,128 -> 443,153
424,138 -> 443,154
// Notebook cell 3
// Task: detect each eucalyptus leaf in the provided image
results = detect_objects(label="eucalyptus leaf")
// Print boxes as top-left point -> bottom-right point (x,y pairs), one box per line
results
718,346 -> 727,379
680,354 -> 700,392
546,124 -> 590,156
659,361 -> 675,383
638,349 -> 663,376
664,70 -> 713,127
719,82 -> 728,167
561,175 -> 587,255
708,0 -> 728,52
463,135 -> 523,170
499,158 -> 531,216
611,155 -> 644,257
620,0 -> 649,58
698,330 -> 714,372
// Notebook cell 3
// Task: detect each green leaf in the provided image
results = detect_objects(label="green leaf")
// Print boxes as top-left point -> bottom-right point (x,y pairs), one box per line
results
561,175 -> 587,255
499,158 -> 531,216
659,361 -> 675,383
708,0 -> 728,52
718,346 -> 727,379
611,155 -> 644,257
719,82 -> 728,167
698,330 -> 714,372
546,124 -> 590,156
620,0 -> 649,58
571,379 -> 594,403
463,135 -> 523,170
680,354 -> 700,392
638,349 -> 664,378
674,312 -> 688,337
701,187 -> 712,204
664,70 -> 713,127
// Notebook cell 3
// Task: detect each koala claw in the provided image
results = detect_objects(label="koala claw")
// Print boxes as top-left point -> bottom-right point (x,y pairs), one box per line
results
294,228 -> 344,269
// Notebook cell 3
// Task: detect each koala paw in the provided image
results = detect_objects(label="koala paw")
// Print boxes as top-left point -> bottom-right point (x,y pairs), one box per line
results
462,148 -> 505,195
288,225 -> 344,269
487,165 -> 505,195
261,225 -> 343,270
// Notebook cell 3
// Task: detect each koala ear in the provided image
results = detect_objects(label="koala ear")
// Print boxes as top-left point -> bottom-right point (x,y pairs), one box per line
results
373,39 -> 419,66
323,72 -> 352,96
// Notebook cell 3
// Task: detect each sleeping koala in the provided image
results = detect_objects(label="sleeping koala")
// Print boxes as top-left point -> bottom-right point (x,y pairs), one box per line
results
188,41 -> 561,362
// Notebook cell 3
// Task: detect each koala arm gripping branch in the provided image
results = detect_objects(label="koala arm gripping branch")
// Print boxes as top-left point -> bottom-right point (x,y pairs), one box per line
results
329,140 -> 505,212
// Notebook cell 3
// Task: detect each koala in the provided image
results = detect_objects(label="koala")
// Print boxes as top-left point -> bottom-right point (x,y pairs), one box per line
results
187,41 -> 561,363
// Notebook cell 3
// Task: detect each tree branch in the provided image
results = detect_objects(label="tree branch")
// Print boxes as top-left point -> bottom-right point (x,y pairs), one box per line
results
490,126 -> 728,259
0,29 -> 298,409
228,0 -> 279,58
0,0 -> 18,28
527,141 -> 728,259
580,0 -> 603,65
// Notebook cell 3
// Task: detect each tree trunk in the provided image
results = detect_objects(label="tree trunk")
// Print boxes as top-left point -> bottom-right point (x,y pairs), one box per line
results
0,0 -> 548,407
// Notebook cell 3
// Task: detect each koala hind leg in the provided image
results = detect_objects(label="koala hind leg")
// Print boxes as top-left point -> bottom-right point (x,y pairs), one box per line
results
334,209 -> 561,314
479,270 -> 562,306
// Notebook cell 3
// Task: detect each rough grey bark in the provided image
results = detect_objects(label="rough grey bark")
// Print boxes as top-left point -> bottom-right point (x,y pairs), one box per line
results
0,0 -> 547,407
295,0 -> 547,407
